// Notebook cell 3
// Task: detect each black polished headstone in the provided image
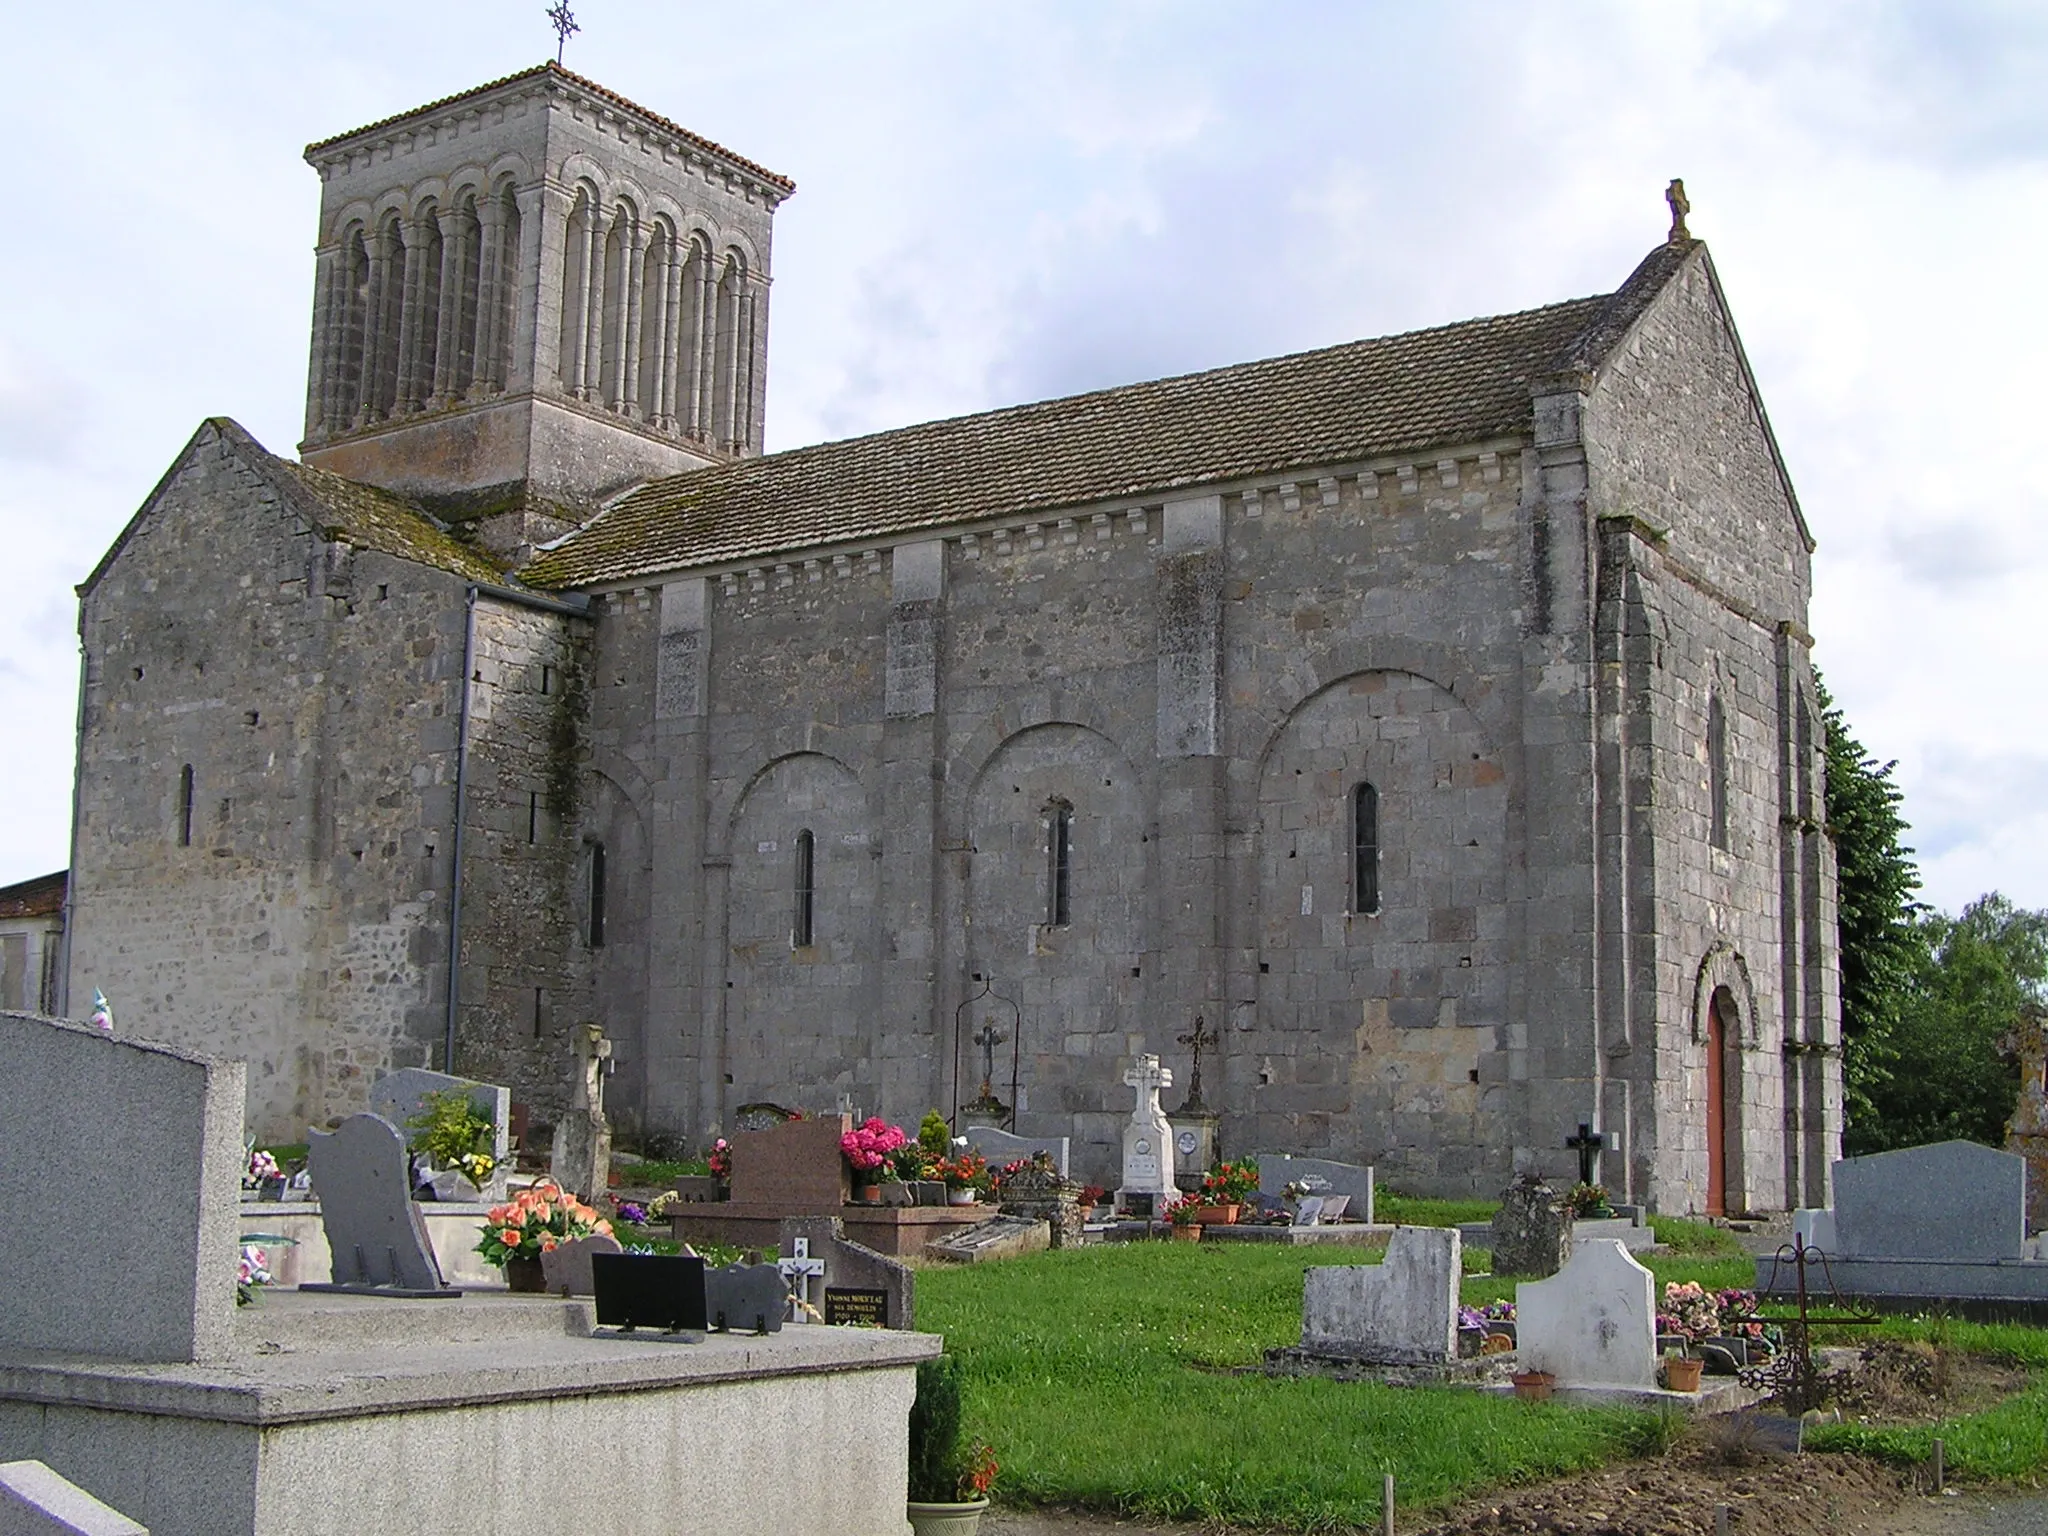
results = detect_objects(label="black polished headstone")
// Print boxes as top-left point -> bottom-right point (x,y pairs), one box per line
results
591,1252 -> 707,1334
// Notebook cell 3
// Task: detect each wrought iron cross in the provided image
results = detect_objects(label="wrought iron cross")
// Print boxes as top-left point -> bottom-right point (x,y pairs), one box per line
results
1176,1015 -> 1219,1108
1565,1122 -> 1603,1186
546,2 -> 579,63
973,1021 -> 1007,1093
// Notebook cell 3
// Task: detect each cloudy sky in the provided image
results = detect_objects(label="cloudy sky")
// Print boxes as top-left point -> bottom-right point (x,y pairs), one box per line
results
2,1 -> 2042,914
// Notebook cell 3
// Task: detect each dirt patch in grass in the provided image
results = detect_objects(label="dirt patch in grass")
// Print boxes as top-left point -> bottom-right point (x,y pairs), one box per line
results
1412,1443 -> 1908,1535
1829,1340 -> 2031,1427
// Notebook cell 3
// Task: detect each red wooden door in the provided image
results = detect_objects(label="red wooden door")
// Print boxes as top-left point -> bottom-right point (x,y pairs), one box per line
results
1705,1005 -> 1726,1216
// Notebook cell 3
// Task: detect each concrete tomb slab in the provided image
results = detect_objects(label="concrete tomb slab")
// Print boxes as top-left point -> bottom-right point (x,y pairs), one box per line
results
0,1459 -> 148,1536
304,1113 -> 458,1296
0,1011 -> 243,1364
1302,1226 -> 1460,1364
539,1232 -> 624,1297
1833,1140 -> 2024,1262
965,1125 -> 1070,1179
1517,1238 -> 1656,1389
928,1215 -> 1050,1264
367,1068 -> 511,1200
1253,1154 -> 1375,1221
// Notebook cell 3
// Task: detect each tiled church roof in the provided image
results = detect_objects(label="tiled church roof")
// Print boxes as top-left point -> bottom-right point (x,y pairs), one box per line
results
274,455 -> 509,584
523,287 -> 1622,590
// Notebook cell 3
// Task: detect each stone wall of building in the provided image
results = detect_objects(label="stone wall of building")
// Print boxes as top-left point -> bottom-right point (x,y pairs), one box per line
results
68,424 -> 469,1139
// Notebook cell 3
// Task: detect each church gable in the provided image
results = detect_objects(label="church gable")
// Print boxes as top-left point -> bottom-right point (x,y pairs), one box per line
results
1577,245 -> 1814,620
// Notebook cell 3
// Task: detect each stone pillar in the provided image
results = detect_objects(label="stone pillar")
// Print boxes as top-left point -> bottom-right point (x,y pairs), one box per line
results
431,207 -> 468,406
1154,495 -> 1226,1067
581,206 -> 608,403
688,252 -> 712,438
516,181 -> 563,396
620,222 -> 647,415
472,196 -> 505,398
882,541 -> 944,1121
303,243 -> 341,441
653,237 -> 680,428
740,286 -> 765,453
649,577 -> 710,1141
360,227 -> 397,424
393,219 -> 428,414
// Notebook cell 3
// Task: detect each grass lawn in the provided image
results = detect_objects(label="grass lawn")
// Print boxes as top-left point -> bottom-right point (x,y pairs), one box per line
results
918,1243 -> 1666,1528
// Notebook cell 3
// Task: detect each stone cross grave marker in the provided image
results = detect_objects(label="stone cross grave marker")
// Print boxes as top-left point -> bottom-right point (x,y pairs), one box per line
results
777,1236 -> 828,1323
1565,1122 -> 1609,1188
540,1231 -> 625,1297
550,1022 -> 613,1200
304,1113 -> 457,1296
1116,1054 -> 1177,1211
1516,1238 -> 1655,1389
1302,1226 -> 1461,1364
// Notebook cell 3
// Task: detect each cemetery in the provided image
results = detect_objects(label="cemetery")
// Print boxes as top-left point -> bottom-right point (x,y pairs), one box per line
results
5,1001 -> 2048,1534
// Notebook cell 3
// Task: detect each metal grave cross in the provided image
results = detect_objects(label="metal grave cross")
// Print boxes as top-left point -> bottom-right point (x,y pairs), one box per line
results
776,1236 -> 827,1324
1565,1122 -> 1605,1186
1175,1015 -> 1219,1109
546,2 -> 579,63
972,1020 -> 1007,1095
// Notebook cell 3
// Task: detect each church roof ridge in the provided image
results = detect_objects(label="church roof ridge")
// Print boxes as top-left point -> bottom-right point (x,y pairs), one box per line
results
304,62 -> 796,195
522,287 -> 1615,589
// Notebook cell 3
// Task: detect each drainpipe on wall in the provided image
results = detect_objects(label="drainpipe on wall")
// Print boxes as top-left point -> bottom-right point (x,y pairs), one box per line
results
444,581 -> 591,1075
57,615 -> 90,1019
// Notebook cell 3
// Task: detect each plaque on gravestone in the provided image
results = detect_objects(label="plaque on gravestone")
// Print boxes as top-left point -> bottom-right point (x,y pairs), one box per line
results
591,1252 -> 707,1336
823,1286 -> 890,1327
1290,1195 -> 1326,1228
539,1231 -> 625,1297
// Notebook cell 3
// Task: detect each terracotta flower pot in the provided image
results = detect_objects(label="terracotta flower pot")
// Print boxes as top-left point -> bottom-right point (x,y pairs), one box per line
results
503,1255 -> 546,1293
1191,1204 -> 1240,1225
1511,1370 -> 1555,1402
1664,1356 -> 1704,1393
857,1183 -> 883,1205
1171,1224 -> 1202,1242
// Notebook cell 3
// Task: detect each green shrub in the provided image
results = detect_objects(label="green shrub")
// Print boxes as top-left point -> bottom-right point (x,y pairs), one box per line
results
909,1354 -> 966,1502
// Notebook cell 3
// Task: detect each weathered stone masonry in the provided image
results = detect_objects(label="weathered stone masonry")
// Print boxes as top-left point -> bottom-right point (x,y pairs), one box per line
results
65,68 -> 1839,1211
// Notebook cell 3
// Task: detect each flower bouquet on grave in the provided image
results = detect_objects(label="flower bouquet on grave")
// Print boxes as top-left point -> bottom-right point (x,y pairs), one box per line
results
705,1137 -> 733,1191
842,1118 -> 909,1201
935,1149 -> 990,1204
407,1089 -> 498,1195
1564,1181 -> 1614,1219
1714,1287 -> 1778,1357
1192,1157 -> 1259,1223
888,1138 -> 936,1184
1655,1280 -> 1720,1353
244,1147 -> 285,1198
477,1180 -> 611,1290
1166,1193 -> 1203,1238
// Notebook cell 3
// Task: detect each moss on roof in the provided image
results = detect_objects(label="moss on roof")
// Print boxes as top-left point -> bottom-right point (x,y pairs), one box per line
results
273,457 -> 508,584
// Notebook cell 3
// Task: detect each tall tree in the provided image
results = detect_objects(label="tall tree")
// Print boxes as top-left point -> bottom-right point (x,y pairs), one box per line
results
1862,896 -> 2048,1151
1817,677 -> 1927,1152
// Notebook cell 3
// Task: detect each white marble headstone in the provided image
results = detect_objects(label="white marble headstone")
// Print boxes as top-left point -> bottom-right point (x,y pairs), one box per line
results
1115,1054 -> 1177,1207
1515,1238 -> 1655,1389
1302,1226 -> 1460,1363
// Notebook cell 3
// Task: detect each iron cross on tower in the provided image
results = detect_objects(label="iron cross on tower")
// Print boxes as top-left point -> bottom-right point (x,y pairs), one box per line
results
546,2 -> 579,63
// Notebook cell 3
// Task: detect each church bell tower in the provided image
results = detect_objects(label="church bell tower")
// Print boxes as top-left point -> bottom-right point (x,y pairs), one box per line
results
298,64 -> 792,539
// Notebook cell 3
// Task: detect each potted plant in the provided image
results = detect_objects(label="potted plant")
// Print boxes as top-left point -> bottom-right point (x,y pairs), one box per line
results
937,1149 -> 990,1205
842,1117 -> 908,1203
706,1136 -> 733,1197
907,1354 -> 997,1535
406,1089 -> 498,1198
1076,1184 -> 1106,1219
476,1180 -> 612,1292
1564,1181 -> 1614,1219
1510,1368 -> 1555,1401
1663,1347 -> 1704,1393
1191,1157 -> 1259,1224
1167,1194 -> 1202,1240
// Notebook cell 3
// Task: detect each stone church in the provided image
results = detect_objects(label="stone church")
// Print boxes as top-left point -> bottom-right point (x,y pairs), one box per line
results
62,63 -> 1840,1212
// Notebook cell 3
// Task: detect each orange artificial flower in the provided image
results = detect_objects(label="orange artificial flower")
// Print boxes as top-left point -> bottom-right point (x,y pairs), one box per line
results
498,1227 -> 522,1247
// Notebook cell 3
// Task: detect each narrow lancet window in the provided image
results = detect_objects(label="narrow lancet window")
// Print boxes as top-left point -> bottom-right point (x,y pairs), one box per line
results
1707,695 -> 1729,850
1352,782 -> 1380,914
177,764 -> 195,847
792,829 -> 816,948
1047,801 -> 1073,927
588,841 -> 607,948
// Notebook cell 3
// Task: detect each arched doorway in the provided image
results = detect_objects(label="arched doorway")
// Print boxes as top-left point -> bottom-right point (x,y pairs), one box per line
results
1705,986 -> 1743,1216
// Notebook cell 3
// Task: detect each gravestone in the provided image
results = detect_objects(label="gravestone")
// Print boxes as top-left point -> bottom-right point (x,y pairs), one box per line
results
780,1216 -> 915,1329
2005,1012 -> 2048,1233
540,1231 -> 625,1297
964,1125 -> 1070,1179
368,1067 -> 511,1200
704,1262 -> 787,1334
1516,1239 -> 1656,1389
1253,1154 -> 1375,1222
1490,1172 -> 1573,1277
550,1023 -> 613,1201
1833,1140 -> 2025,1262
733,1101 -> 802,1132
993,1155 -> 1082,1247
1115,1054 -> 1177,1213
928,1214 -> 1050,1264
730,1115 -> 852,1209
0,1011 -> 243,1364
304,1113 -> 457,1296
1301,1226 -> 1461,1364
0,1459 -> 148,1536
